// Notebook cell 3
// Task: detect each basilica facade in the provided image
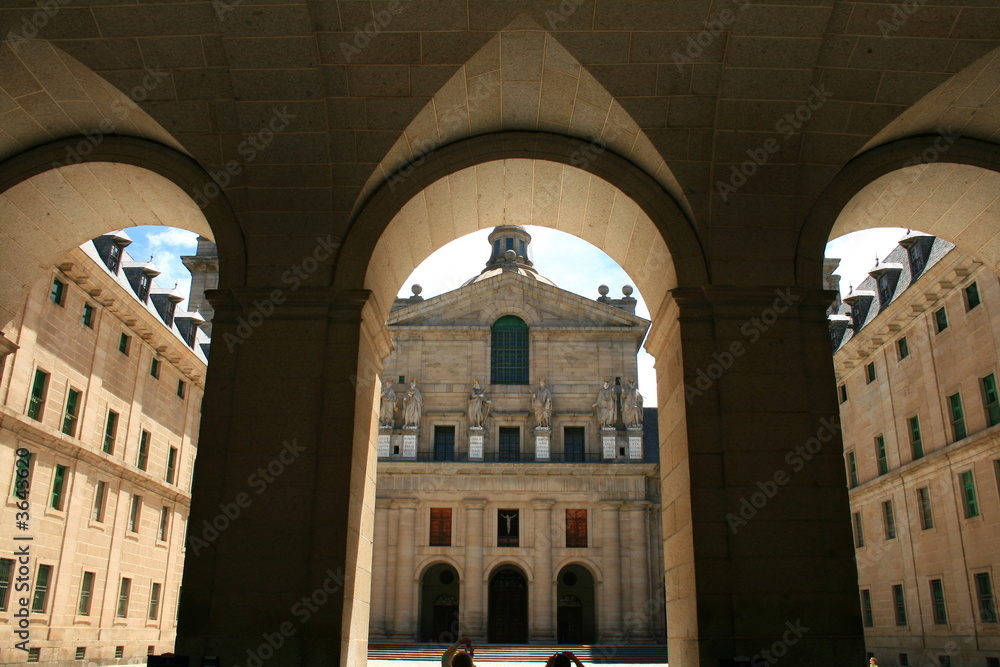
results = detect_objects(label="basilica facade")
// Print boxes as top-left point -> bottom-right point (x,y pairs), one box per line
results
369,226 -> 665,645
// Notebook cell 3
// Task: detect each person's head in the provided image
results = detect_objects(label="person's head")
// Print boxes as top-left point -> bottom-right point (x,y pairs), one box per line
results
552,653 -> 573,667
451,650 -> 474,667
869,659 -> 878,665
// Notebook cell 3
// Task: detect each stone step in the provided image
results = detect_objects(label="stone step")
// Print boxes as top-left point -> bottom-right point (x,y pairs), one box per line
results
367,642 -> 668,663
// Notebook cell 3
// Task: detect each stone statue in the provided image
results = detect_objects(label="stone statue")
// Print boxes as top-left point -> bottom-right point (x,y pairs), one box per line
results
531,378 -> 552,427
593,377 -> 617,428
622,377 -> 643,428
467,379 -> 491,427
379,378 -> 397,428
402,379 -> 422,428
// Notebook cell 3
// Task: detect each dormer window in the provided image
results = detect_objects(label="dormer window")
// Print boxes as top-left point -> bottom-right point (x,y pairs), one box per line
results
107,244 -> 122,274
138,273 -> 151,303
851,307 -> 863,330
908,243 -> 925,276
878,274 -> 893,304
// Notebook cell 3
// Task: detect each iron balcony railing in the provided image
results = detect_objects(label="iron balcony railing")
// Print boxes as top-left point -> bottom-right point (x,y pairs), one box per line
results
378,451 -> 645,464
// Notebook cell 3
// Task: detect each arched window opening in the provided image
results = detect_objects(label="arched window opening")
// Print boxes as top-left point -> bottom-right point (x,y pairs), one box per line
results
491,315 -> 528,385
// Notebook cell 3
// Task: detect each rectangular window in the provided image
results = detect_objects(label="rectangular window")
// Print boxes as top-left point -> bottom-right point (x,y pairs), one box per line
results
860,589 -> 873,627
27,648 -> 40,663
853,511 -> 865,548
62,388 -> 81,436
0,558 -> 12,612
103,410 -> 118,454
92,480 -> 107,523
564,427 -> 585,462
839,384 -> 848,403
115,648 -> 124,660
909,415 -> 923,460
883,500 -> 896,539
50,278 -> 64,305
935,306 -> 949,332
78,571 -> 95,616
75,648 -> 85,661
50,464 -> 67,511
138,274 -> 150,302
960,470 -> 979,518
983,374 -> 1000,427
918,487 -> 933,530
429,508 -> 452,547
82,303 -> 94,327
166,446 -> 177,484
846,451 -> 858,488
433,426 -> 455,462
150,358 -> 160,379
497,509 -> 519,547
32,564 -> 52,613
117,577 -> 131,618
159,506 -> 170,542
128,495 -> 141,533
498,427 -> 520,462
876,435 -> 888,475
176,379 -> 185,399
566,509 -> 587,548
866,362 -> 876,384
148,582 -> 161,621
893,584 -> 907,625
27,369 -> 48,421
12,451 -> 32,500
878,273 -> 893,303
137,430 -> 150,471
899,654 -> 909,667
966,282 -> 981,310
976,572 -> 997,623
986,659 -> 999,667
949,393 -> 966,440
898,336 -> 909,360
118,333 -> 130,355
930,578 -> 947,625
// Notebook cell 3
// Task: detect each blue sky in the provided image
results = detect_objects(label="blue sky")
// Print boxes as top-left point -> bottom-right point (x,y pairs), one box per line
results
120,223 -> 909,405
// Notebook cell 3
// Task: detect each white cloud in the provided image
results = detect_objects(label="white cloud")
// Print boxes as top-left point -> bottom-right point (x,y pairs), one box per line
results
125,226 -> 199,310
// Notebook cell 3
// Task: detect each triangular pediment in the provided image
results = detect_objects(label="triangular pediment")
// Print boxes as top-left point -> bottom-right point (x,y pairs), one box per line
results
388,271 -> 648,331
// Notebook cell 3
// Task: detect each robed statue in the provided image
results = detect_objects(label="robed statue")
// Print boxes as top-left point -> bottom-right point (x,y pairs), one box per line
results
467,379 -> 491,427
621,377 -> 643,428
531,378 -> 552,427
593,377 -> 617,428
379,378 -> 397,428
402,379 -> 422,428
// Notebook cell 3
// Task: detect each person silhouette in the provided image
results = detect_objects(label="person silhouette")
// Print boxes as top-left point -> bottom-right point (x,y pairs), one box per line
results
442,637 -> 475,667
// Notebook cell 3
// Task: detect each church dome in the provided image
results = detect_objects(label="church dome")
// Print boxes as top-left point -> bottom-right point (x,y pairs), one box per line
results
461,225 -> 557,287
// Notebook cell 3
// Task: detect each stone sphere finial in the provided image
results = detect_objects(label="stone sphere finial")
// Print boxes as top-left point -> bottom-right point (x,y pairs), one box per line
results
622,285 -> 634,296
598,285 -> 609,296
411,284 -> 422,295
504,249 -> 516,261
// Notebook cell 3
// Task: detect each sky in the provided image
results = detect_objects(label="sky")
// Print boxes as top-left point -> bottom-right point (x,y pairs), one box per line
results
119,223 -> 911,405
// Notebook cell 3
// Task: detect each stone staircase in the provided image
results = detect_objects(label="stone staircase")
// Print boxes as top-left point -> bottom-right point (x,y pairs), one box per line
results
367,643 -> 668,664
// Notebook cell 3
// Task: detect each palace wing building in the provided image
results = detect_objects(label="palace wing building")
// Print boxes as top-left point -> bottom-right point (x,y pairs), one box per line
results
831,234 -> 1000,666
369,226 -> 665,645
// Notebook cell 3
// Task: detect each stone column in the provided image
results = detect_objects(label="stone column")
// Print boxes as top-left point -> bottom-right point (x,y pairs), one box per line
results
369,498 -> 392,638
463,498 -> 487,639
531,499 -> 556,641
624,501 -> 652,639
600,502 -> 623,639
392,499 -> 418,638
175,288 -> 388,667
648,286 -> 865,666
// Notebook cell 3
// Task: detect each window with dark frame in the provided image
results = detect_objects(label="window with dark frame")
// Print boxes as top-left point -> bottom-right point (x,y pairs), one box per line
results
79,571 -> 95,616
82,303 -> 94,328
566,509 -> 587,548
935,306 -> 949,333
853,511 -> 864,548
498,427 -> 520,462
128,495 -> 141,533
909,415 -> 923,460
118,333 -> 130,355
177,379 -> 186,399
92,480 -> 107,523
839,384 -> 848,403
50,278 -> 65,306
117,577 -> 131,618
429,508 -> 452,547
564,427 -> 585,462
490,315 -> 529,385
150,358 -> 160,379
966,282 -> 981,311
32,564 -> 52,613
166,447 -> 177,484
860,589 -> 873,627
27,369 -> 48,421
846,451 -> 858,488
908,243 -> 925,276
875,435 -> 888,475
497,509 -> 519,547
883,500 -> 896,540
960,470 -> 979,518
917,487 -> 933,530
897,336 -> 909,360
930,579 -> 947,625
0,558 -> 12,612
103,410 -> 118,454
949,393 -> 966,441
866,362 -> 876,384
892,584 -> 907,625
983,374 -> 1000,427
137,430 -> 150,471
138,273 -> 151,303
159,506 -> 170,542
433,426 -> 455,462
148,582 -> 161,620
975,572 -> 997,623
50,464 -> 67,511
62,388 -> 81,436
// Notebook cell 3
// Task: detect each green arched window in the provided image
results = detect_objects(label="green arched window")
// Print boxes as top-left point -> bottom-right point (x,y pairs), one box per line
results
491,315 -> 529,385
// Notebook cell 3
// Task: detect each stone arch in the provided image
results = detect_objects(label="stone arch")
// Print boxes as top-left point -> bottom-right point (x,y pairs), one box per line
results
353,18 -> 694,222
797,135 -> 1000,286
0,136 -> 246,327
483,557 -> 534,584
552,556 -> 604,584
416,556 -> 467,584
479,302 -> 542,328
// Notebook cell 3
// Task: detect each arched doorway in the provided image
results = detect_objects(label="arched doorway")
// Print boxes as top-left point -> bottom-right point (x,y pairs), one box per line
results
488,566 -> 528,643
556,565 -> 596,644
419,563 -> 460,643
